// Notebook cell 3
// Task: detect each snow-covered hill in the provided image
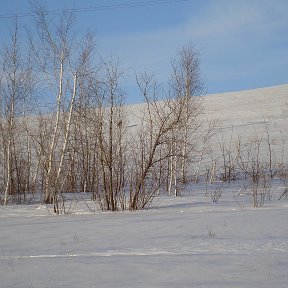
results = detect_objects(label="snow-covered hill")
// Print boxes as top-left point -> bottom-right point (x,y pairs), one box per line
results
127,84 -> 288,146
205,84 -> 288,148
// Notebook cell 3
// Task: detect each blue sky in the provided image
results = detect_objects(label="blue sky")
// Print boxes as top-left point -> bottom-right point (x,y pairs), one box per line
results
0,0 -> 287,103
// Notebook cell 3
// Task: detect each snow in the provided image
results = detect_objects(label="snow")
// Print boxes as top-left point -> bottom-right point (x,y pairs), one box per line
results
1,190 -> 288,288
204,84 -> 288,160
1,84 -> 288,287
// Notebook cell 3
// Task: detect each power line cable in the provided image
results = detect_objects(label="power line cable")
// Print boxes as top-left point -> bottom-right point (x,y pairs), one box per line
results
0,0 -> 193,19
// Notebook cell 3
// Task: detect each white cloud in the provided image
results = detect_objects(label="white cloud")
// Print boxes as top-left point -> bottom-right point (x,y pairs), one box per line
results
98,0 -> 288,95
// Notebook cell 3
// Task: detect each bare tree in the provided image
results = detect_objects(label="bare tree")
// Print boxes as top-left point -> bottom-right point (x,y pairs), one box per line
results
128,72 -> 191,209
218,130 -> 239,182
30,5 -> 94,213
237,135 -> 269,207
0,18 -> 34,205
170,44 -> 203,184
93,59 -> 127,211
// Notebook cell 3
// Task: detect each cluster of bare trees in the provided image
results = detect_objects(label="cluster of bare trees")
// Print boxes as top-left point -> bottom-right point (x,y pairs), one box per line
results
0,6 -> 207,212
204,125 -> 287,207
1,5 -> 286,213
0,19 -> 35,205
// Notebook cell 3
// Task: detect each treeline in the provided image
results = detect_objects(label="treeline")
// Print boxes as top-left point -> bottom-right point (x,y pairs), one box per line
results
0,5 -> 209,212
1,5 -> 287,213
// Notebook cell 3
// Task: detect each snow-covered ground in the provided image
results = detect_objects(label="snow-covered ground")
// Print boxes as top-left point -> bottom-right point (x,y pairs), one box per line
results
1,187 -> 288,288
1,84 -> 288,287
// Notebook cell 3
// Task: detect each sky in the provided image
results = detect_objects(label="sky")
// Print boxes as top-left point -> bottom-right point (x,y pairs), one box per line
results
0,0 -> 287,103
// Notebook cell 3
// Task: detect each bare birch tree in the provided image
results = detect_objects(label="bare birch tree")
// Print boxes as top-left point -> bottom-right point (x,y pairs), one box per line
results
168,44 -> 204,190
30,5 -> 94,213
0,18 -> 34,205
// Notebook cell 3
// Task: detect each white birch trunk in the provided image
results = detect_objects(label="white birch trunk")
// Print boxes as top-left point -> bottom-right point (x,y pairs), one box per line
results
45,57 -> 64,202
4,138 -> 11,205
174,153 -> 178,196
55,72 -> 77,182
168,154 -> 173,196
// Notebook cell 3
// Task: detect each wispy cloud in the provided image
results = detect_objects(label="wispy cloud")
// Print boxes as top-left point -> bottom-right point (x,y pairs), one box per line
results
99,0 -> 288,96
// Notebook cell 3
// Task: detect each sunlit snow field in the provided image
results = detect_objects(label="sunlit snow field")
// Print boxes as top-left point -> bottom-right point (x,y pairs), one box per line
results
1,188 -> 288,288
1,85 -> 288,287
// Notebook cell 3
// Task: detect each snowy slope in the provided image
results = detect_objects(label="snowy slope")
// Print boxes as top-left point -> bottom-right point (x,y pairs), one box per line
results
126,84 -> 288,154
205,84 -> 288,152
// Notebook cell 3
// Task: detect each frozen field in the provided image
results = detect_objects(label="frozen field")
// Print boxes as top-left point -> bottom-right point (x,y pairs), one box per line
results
1,189 -> 288,288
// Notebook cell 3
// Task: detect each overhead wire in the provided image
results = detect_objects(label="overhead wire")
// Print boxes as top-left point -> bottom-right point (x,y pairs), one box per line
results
0,0 -> 193,19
